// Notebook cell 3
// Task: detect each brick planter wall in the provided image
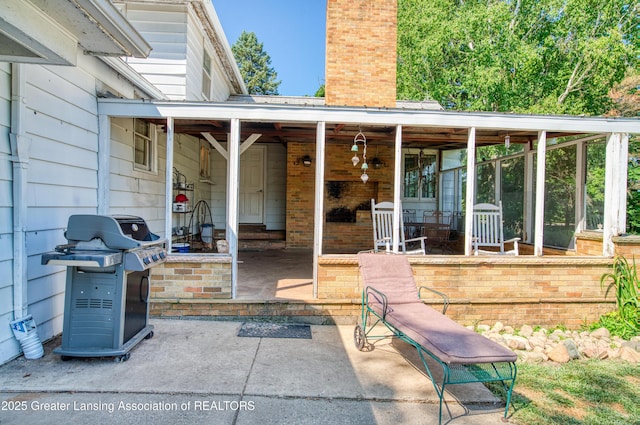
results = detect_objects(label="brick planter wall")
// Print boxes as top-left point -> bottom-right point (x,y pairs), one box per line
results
151,255 -> 232,299
317,255 -> 616,328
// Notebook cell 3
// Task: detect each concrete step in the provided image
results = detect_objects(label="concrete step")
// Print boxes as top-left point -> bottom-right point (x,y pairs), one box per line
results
239,239 -> 286,251
214,226 -> 286,250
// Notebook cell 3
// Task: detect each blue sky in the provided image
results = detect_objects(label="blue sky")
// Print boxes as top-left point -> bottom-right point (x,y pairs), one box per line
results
213,0 -> 327,97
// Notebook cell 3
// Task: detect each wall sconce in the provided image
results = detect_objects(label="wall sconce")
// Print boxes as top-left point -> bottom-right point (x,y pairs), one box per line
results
371,157 -> 384,169
295,154 -> 312,167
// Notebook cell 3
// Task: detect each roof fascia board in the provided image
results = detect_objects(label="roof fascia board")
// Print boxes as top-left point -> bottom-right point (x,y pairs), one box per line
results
25,0 -> 151,58
72,0 -> 152,57
190,0 -> 247,94
97,99 -> 640,135
0,0 -> 78,65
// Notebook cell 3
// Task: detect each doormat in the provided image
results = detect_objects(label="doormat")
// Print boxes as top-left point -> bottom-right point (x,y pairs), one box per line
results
237,323 -> 312,339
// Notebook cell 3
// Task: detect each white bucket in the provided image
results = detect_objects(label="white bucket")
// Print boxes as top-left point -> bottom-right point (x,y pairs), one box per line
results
201,223 -> 214,244
10,315 -> 44,359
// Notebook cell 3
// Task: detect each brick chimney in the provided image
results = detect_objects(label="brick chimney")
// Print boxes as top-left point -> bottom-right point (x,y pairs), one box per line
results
325,0 -> 397,108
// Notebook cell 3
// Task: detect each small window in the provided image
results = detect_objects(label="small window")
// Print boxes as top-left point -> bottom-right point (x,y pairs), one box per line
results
134,119 -> 155,172
202,50 -> 212,100
200,144 -> 211,180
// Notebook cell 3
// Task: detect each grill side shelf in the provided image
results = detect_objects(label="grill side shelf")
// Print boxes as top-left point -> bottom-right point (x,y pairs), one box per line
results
41,251 -> 123,268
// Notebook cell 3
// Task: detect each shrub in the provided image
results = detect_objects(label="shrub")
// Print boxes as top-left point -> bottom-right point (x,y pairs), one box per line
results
595,256 -> 640,339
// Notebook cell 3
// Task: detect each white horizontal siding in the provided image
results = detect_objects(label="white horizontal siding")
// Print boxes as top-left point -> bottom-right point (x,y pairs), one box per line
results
2,59 -> 103,365
185,16 -> 202,100
209,70 -> 232,102
109,118 -> 167,236
209,150 -> 227,229
122,4 -> 189,100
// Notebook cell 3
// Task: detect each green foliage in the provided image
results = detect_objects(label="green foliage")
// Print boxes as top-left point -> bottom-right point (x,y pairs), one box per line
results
231,31 -> 280,95
627,138 -> 640,234
314,84 -> 325,97
397,0 -> 639,115
596,256 -> 640,339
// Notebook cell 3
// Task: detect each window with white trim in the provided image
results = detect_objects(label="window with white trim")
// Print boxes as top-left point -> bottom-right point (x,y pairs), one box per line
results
402,149 -> 438,200
202,50 -> 212,100
134,119 -> 156,172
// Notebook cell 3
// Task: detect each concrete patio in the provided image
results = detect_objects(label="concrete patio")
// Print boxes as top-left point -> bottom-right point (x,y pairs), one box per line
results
0,319 -> 513,424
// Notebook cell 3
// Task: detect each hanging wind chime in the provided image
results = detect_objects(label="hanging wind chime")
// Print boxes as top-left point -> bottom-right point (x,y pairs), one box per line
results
350,128 -> 369,183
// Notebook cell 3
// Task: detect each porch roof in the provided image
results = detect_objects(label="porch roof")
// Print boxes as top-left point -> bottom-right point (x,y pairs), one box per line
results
98,97 -> 640,150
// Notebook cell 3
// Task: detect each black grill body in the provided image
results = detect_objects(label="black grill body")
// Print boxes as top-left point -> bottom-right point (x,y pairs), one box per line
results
42,215 -> 167,361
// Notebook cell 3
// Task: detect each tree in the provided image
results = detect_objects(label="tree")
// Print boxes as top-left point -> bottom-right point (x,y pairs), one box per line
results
397,0 -> 639,116
398,0 -> 640,235
232,31 -> 280,95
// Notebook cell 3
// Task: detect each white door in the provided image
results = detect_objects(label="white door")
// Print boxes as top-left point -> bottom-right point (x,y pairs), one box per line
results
239,146 -> 265,223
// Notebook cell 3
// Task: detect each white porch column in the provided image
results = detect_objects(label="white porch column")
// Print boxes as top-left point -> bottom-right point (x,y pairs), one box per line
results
392,125 -> 403,253
313,121 -> 326,298
534,131 -> 547,256
464,127 -> 476,255
97,114 -> 110,215
575,140 -> 586,232
523,142 -> 534,243
603,132 -> 629,256
164,117 -> 174,248
228,119 -> 241,298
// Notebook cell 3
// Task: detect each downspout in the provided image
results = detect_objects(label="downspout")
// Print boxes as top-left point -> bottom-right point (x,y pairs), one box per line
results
9,63 -> 30,320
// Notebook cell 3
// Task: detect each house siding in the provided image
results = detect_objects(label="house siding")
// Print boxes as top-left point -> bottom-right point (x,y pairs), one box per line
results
120,4 -> 189,99
0,52 -> 171,364
109,117 -> 167,234
0,60 -> 105,363
119,2 -> 233,102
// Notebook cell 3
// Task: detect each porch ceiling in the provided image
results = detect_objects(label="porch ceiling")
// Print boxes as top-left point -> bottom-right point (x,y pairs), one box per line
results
150,119 -> 577,150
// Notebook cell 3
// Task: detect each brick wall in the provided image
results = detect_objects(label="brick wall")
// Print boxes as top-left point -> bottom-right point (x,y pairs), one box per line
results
576,232 -> 640,257
325,0 -> 397,107
286,142 -> 316,248
317,255 -> 617,328
151,255 -> 232,299
287,141 -> 396,250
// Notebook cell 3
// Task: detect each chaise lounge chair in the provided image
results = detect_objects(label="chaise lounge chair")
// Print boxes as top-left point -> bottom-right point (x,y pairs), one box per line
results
355,252 -> 517,424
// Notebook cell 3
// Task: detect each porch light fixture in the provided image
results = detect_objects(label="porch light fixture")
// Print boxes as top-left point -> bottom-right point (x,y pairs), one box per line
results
371,157 -> 384,169
350,127 -> 369,182
294,154 -> 313,167
504,133 -> 511,148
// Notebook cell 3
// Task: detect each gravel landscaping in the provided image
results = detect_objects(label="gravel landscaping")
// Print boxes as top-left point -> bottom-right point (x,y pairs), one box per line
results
471,322 -> 640,364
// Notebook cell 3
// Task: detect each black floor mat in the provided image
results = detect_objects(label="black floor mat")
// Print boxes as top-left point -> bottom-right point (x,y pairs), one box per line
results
237,323 -> 312,339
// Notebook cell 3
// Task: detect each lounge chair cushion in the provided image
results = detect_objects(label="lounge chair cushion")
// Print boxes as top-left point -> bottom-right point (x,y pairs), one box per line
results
357,252 -> 421,304
357,252 -> 517,365
383,302 -> 516,364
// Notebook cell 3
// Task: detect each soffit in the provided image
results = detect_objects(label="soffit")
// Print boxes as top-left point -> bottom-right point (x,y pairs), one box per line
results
0,0 -> 150,65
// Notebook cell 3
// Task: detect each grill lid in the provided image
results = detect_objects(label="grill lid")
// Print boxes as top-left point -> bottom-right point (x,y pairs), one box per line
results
64,215 -> 162,250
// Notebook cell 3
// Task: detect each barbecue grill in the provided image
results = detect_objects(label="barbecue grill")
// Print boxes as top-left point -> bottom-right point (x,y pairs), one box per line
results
42,215 -> 167,362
